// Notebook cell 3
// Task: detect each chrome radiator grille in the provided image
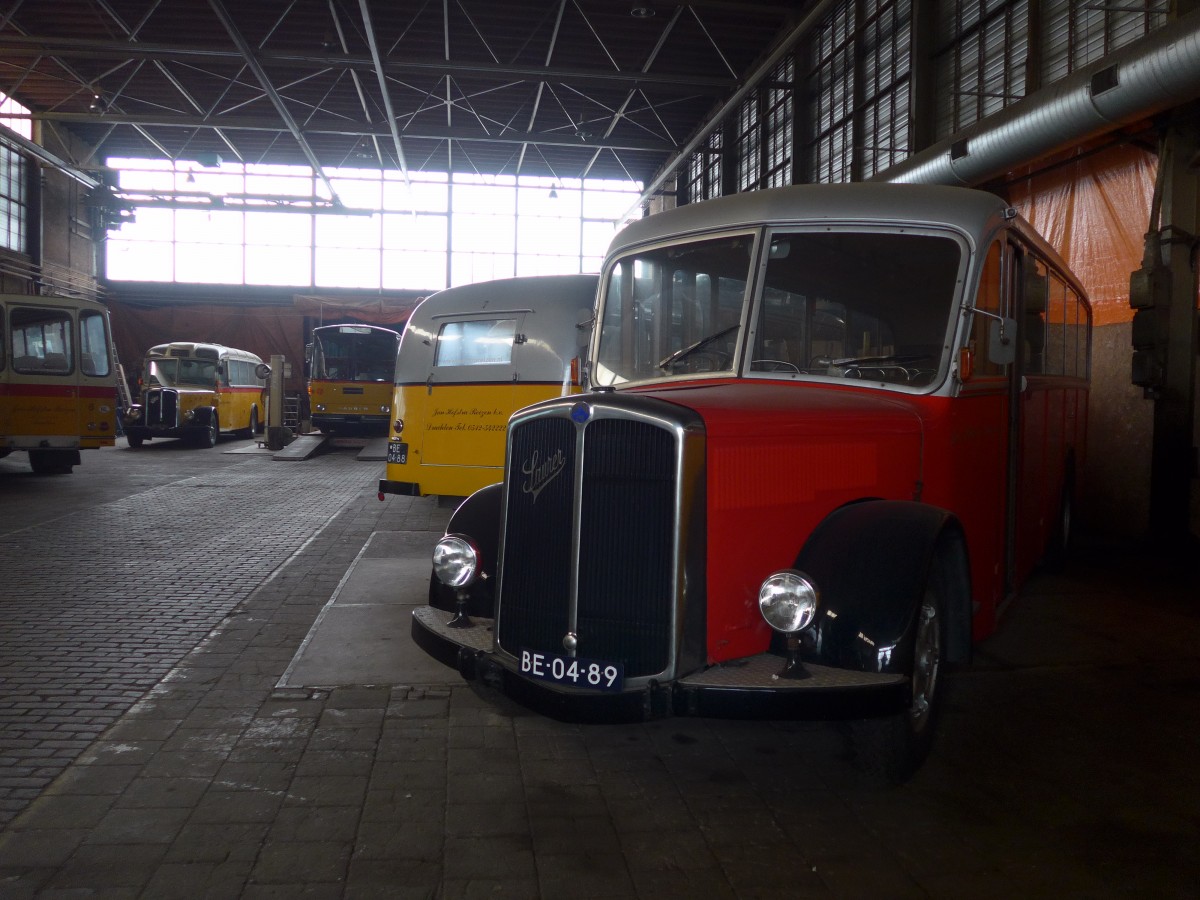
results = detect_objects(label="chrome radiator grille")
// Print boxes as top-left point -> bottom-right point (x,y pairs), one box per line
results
497,412 -> 677,679
145,389 -> 178,427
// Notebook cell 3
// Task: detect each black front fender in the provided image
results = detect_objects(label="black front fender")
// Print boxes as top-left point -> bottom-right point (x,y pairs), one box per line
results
428,482 -> 503,617
795,500 -> 970,674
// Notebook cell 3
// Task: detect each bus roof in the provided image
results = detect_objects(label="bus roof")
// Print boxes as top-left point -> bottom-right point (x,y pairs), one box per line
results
608,183 -> 1079,293
146,342 -> 264,364
397,274 -> 598,383
312,324 -> 400,338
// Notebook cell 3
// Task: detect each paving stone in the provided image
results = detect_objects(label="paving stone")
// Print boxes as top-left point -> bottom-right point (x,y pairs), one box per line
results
5,446 -> 1200,898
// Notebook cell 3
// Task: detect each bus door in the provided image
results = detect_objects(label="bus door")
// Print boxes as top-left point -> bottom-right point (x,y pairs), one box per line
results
420,312 -> 527,470
1006,241 -> 1051,593
76,307 -> 115,444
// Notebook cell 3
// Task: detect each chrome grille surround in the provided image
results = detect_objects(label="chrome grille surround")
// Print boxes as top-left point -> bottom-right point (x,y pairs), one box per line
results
493,394 -> 707,690
145,388 -> 179,428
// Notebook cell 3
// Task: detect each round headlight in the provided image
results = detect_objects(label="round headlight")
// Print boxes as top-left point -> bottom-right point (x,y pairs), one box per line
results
432,534 -> 480,588
758,570 -> 819,633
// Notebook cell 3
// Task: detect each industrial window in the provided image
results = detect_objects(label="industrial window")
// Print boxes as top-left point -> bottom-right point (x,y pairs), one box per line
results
684,131 -> 723,204
1039,0 -> 1168,82
860,0 -> 913,177
933,0 -> 1029,139
806,2 -> 856,184
734,93 -> 762,192
0,141 -> 27,254
104,159 -> 640,292
803,0 -> 911,183
762,57 -> 795,188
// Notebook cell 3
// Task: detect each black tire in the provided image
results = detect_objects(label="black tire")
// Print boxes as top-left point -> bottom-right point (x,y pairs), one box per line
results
239,408 -> 258,439
126,432 -> 145,448
844,548 -> 949,785
1043,463 -> 1075,573
28,449 -> 74,475
195,417 -> 218,449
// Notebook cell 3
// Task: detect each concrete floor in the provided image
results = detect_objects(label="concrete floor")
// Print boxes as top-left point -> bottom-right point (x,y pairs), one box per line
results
1,435 -> 1198,898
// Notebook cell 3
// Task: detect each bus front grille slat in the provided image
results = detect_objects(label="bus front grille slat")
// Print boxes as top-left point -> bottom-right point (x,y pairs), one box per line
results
498,414 -> 676,679
146,389 -> 178,427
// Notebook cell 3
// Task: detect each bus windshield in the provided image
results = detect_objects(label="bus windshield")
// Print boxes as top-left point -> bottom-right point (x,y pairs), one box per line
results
312,326 -> 398,382
148,357 -> 218,387
594,228 -> 963,389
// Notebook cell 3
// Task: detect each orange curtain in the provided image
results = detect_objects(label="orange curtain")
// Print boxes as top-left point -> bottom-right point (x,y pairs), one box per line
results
1005,143 -> 1157,327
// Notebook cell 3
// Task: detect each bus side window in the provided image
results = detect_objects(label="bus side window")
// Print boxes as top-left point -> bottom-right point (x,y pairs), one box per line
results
1023,260 -> 1049,375
1044,272 -> 1069,376
970,241 -> 1006,379
80,311 -> 111,377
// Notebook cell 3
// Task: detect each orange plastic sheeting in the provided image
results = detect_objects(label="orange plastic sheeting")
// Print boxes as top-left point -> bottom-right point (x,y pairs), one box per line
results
107,300 -> 309,391
1005,144 -> 1157,327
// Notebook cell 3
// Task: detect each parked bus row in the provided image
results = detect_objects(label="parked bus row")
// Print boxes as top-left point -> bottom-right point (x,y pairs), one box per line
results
3,273 -> 605,475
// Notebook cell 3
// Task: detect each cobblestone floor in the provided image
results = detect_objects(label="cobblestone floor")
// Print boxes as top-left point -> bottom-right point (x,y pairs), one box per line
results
2,441 -> 1199,898
0,446 -> 439,827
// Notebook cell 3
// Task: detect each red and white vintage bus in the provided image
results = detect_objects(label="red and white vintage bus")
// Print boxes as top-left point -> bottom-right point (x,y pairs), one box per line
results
413,183 -> 1091,779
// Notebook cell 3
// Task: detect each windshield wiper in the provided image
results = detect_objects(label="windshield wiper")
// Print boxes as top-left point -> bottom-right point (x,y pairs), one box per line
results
657,324 -> 740,371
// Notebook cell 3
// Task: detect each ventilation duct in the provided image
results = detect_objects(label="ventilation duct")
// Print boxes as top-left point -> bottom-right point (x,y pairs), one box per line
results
875,10 -> 1200,186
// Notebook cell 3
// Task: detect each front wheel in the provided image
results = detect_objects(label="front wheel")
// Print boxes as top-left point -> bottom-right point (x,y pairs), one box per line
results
126,431 -> 145,449
844,551 -> 948,784
194,417 -> 218,449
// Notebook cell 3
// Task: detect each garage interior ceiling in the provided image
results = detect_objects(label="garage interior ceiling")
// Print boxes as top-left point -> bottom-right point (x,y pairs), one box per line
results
0,0 -> 803,190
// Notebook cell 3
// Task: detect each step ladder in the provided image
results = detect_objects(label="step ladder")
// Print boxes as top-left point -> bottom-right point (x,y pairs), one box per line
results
282,392 -> 301,429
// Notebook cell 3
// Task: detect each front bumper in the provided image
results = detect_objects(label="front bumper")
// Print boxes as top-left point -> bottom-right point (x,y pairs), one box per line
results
412,606 -> 911,723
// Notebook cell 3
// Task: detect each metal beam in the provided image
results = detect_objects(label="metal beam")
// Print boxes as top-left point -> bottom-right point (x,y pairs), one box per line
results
0,34 -> 738,92
618,0 -> 838,221
18,110 -> 674,152
358,0 -> 409,183
207,0 -> 339,201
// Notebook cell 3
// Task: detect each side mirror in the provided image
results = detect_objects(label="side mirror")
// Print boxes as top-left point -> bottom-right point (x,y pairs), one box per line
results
988,317 -> 1017,365
255,363 -> 272,380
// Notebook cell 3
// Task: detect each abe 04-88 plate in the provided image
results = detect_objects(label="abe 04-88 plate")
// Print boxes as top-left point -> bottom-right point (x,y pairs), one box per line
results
519,649 -> 624,692
386,440 -> 408,464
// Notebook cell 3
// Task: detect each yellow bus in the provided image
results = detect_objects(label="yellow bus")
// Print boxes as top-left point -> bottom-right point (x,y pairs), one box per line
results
306,324 -> 401,435
379,273 -> 598,500
1,293 -> 118,474
123,342 -> 269,448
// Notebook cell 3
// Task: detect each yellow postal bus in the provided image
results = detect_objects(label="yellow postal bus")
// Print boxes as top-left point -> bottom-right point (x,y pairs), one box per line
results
379,273 -> 598,499
1,293 -> 117,474
123,342 -> 269,448
307,324 -> 401,435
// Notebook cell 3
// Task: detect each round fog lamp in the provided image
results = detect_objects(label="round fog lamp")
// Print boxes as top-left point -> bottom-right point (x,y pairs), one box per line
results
432,534 -> 480,588
758,570 -> 819,633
